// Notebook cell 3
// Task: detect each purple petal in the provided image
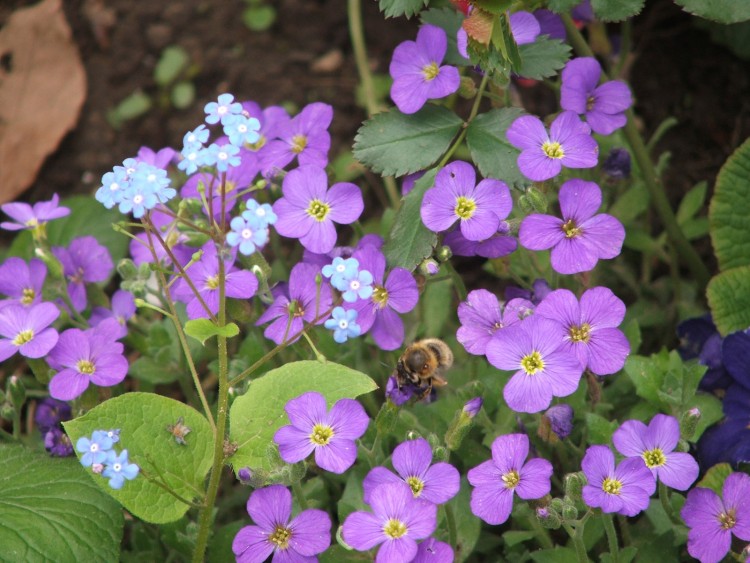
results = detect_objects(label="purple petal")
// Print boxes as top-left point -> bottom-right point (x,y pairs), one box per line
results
519,214 -> 564,251
559,134 -> 599,169
657,452 -> 699,491
612,420 -> 647,458
428,66 -> 460,99
416,24 -> 448,63
491,434 -> 529,473
722,472 -> 750,519
233,525 -> 275,563
20,328 -> 59,358
329,398 -> 369,440
586,111 -> 627,136
0,340 -> 17,362
486,325 -> 529,371
371,307 -> 405,351
390,41 -> 425,78
579,214 -> 625,259
392,438 -> 433,479
273,198 -> 312,238
645,413 -> 679,452
580,286 -> 625,327
383,269 -> 418,313
559,179 -> 601,222
470,484 -> 514,525
583,484 -> 623,514
247,485 -> 291,532
421,463 -> 460,504
49,370 -> 90,401
509,11 -> 540,45
518,149 -> 562,181
288,509 -> 331,556
421,187 -> 459,233
226,270 -> 259,299
315,437 -> 358,473
476,178 -> 512,220
285,392 -> 328,430
460,209 -> 500,242
391,75 -> 431,115
404,499 -> 438,539
681,486 -> 721,528
516,458 -> 553,499
342,511 -> 384,551
89,354 -> 129,386
686,524 -> 732,563
327,182 -> 364,224
586,328 -> 629,375
506,115 -> 547,150
363,467 -> 402,504
503,369 -> 555,413
274,426 -> 316,463
582,445 -> 614,483
593,80 -> 632,114
550,237 -> 599,274
413,538 -> 453,563
377,538 -> 418,563
300,220 -> 337,254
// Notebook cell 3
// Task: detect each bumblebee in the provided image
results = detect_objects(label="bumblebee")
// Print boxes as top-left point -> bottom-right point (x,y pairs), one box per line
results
396,338 -> 453,399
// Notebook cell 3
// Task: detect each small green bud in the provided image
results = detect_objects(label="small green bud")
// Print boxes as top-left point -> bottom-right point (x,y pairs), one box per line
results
549,498 -> 565,513
536,506 -> 561,529
524,186 -> 548,213
680,407 -> 701,442
7,376 -> 25,410
432,445 -> 449,462
435,245 -> 453,263
0,402 -> 14,420
264,441 -> 284,468
284,460 -> 307,483
417,258 -> 440,277
564,472 -> 585,502
117,259 -> 139,280
405,430 -> 423,441
458,76 -> 478,98
561,502 -> 578,521
35,248 -> 63,281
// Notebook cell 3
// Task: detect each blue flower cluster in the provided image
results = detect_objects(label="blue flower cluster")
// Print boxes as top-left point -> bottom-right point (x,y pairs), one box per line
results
96,158 -> 176,218
321,257 -> 373,303
75,429 -> 140,490
226,199 -> 277,256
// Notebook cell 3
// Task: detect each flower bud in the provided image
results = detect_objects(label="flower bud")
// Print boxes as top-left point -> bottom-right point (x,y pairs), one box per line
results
406,430 -> 424,442
35,247 -> 63,281
117,258 -> 138,280
458,76 -> 478,98
445,398 -> 482,451
536,506 -> 561,529
7,376 -> 25,411
564,472 -> 585,502
432,445 -> 449,462
549,498 -> 565,513
435,245 -> 453,263
0,402 -> 15,420
375,397 -> 400,434
523,186 -> 548,213
561,500 -> 579,521
238,467 -> 253,483
463,397 -> 483,418
417,259 -> 440,277
602,148 -> 631,179
680,407 -> 701,442
538,404 -> 574,443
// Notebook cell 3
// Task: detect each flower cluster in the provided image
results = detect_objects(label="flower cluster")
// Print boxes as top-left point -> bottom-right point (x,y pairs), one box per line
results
35,397 -> 73,457
76,429 -> 139,489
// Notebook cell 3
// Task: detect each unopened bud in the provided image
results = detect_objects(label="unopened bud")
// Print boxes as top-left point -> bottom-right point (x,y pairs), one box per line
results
375,398 -> 400,434
432,445 -> 449,462
418,259 -> 440,277
0,402 -> 14,420
523,186 -> 547,213
561,501 -> 579,521
463,397 -> 483,418
406,430 -> 423,442
7,376 -> 25,410
435,245 -> 453,263
539,404 -> 574,443
680,407 -> 701,442
445,398 -> 482,451
537,506 -> 561,529
602,147 -> 631,179
549,498 -> 565,513
237,467 -> 253,483
264,441 -> 284,468
458,76 -> 478,98
564,472 -> 585,501
117,259 -> 138,280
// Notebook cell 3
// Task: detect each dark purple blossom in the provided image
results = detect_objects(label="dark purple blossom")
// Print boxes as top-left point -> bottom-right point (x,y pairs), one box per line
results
273,391 -> 369,474
543,404 -> 574,440
602,147 -> 631,179
533,10 -> 566,40
1,194 -> 70,231
506,111 -> 598,182
677,315 -> 729,391
44,427 -> 74,457
457,289 -> 533,356
52,236 -> 114,311
386,375 -> 414,406
342,481 -> 437,562
697,384 -> 750,469
389,24 -> 460,115
561,57 -> 632,135
402,171 -> 425,195
467,433 -> 553,525
35,397 -> 71,433
681,472 -> 750,563
505,279 -> 552,306
233,485 -> 331,563
363,438 -> 460,505
722,329 -> 750,391
0,258 -> 46,308
581,445 -> 656,516
519,179 -> 624,274
262,102 -> 333,172
0,303 -> 59,362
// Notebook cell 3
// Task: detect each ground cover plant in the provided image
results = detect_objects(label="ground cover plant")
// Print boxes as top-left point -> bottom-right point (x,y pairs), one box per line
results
2,0 -> 750,562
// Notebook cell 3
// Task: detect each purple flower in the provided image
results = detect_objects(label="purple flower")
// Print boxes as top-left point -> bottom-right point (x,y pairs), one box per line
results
463,397 -> 483,418
681,472 -> 750,563
390,24 -> 460,115
232,485 -> 331,563
0,303 -> 59,362
443,225 -> 518,259
76,430 -> 114,467
506,111 -> 599,182
467,433 -> 553,525
613,414 -> 699,491
180,155 -> 261,217
0,258 -> 46,308
273,165 -> 363,254
135,145 -> 176,168
262,102 -> 333,172
486,316 -> 583,413
421,161 -> 512,241
346,245 -> 418,351
402,171 -> 425,195
457,289 -> 533,356
47,321 -> 129,401
172,243 -> 258,320
534,10 -> 566,41
386,375 -> 414,406
273,391 -> 369,474
561,57 -> 632,135
519,179 -> 624,274
543,404 -> 574,440
509,11 -> 541,45
102,449 -> 140,489
44,427 -> 74,457
52,236 -> 114,312
89,290 -> 136,340
1,193 -> 70,231
35,397 -> 71,433
581,445 -> 656,516
602,147 -> 631,179
413,538 -> 453,563
342,481 -> 437,562
535,286 -> 629,375
363,438 -> 460,505
678,315 -> 729,392
241,102 -> 291,174
256,263 -> 332,345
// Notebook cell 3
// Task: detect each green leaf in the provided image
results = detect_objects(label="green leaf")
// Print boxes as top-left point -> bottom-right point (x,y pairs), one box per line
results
452,479 -> 481,562
473,0 -> 513,13
107,90 -> 152,129
591,0 -> 646,22
378,0 -> 427,18
422,279 -> 453,337
154,46 -> 189,87
697,463 -> 733,494
64,393 -> 214,524
677,181 -> 707,224
242,5 -> 277,30
466,108 -> 527,189
353,106 -> 463,177
624,353 -> 666,406
710,136 -> 750,270
516,36 -> 571,80
383,169 -> 439,271
171,81 -> 195,109
129,356 -> 181,384
707,266 -> 750,335
547,0 -> 579,12
184,319 -> 240,344
229,361 -> 378,472
421,8 -> 466,66
0,444 -> 123,562
585,412 -> 618,445
503,530 -> 536,547
530,547 -> 579,563
699,20 -> 750,60
674,0 -> 750,23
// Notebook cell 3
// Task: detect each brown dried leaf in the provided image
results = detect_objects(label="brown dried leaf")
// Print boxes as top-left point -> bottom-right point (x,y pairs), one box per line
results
0,0 -> 87,203
462,7 -> 494,45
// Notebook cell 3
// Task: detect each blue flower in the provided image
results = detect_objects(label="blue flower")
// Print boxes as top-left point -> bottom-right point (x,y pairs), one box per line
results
322,257 -> 359,291
204,93 -> 242,126
131,164 -> 175,204
204,143 -> 240,172
324,307 -> 361,343
244,199 -> 277,229
102,449 -> 140,489
106,429 -> 121,444
341,269 -> 373,303
178,144 -> 205,175
118,184 -> 158,219
227,212 -> 269,256
96,169 -> 129,209
223,114 -> 261,147
76,430 -> 115,467
183,124 -> 209,146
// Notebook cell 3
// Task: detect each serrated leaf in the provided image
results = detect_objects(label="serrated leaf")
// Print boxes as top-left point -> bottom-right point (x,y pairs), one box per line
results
676,181 -> 707,224
353,106 -> 462,177
0,444 -> 123,562
707,266 -> 750,335
709,136 -> 750,270
154,46 -> 189,87
184,319 -> 240,344
421,8 -> 466,66
516,36 -> 571,79
696,463 -> 733,494
674,0 -> 750,24
591,0 -> 646,22
383,169 -> 439,270
378,0 -> 427,18
64,393 -> 214,524
229,361 -> 378,472
466,108 -> 527,189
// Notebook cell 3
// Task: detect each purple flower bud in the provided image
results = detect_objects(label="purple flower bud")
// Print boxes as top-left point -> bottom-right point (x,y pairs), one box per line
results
35,398 -> 72,433
418,259 -> 440,277
537,507 -> 549,518
544,404 -> 574,439
463,397 -> 483,418
238,467 -> 253,482
43,427 -> 74,457
91,463 -> 104,474
386,375 -> 414,406
602,148 -> 631,179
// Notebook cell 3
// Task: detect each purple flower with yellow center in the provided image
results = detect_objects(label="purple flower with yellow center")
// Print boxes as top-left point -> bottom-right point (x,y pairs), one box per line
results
421,161 -> 512,241
172,243 -> 258,320
535,286 -> 629,375
467,433 -> 553,525
47,322 -> 128,401
561,57 -> 632,135
681,472 -> 750,563
1,193 -> 70,232
273,165 -> 363,254
0,303 -> 59,362
241,101 -> 291,170
204,93 -> 242,126
346,245 -> 419,351
256,262 -> 332,345
232,485 -> 331,563
342,481 -> 438,562
519,179 -> 624,275
0,257 -> 46,308
263,102 -> 333,172
506,111 -> 599,182
102,449 -> 140,490
273,391 -> 369,474
613,414 -> 699,491
363,438 -> 460,506
389,24 -> 460,115
90,290 -> 136,340
486,316 -> 583,413
581,445 -> 656,516
52,236 -> 114,312
457,289 -> 534,356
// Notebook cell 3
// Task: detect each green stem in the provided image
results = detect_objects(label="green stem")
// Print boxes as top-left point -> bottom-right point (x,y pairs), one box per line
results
443,504 -> 458,551
561,14 -> 711,291
438,73 -> 490,169
292,480 -> 309,510
444,260 -> 468,301
301,332 -> 326,362
603,513 -> 619,563
526,509 -> 555,550
659,480 -> 678,523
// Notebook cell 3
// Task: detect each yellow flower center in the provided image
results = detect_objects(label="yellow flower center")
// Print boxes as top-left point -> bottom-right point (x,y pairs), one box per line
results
269,525 -> 292,549
21,288 -> 36,305
719,509 -> 737,530
310,423 -> 334,446
502,470 -> 520,489
406,476 -> 424,497
602,477 -> 622,495
206,275 -> 220,290
642,448 -> 666,469
562,219 -> 582,239
520,351 -> 545,375
422,62 -> 440,81
291,134 -> 308,154
569,323 -> 591,343
77,360 -> 96,375
12,329 -> 34,346
372,286 -> 389,308
307,199 -> 330,222
383,518 -> 408,539
542,141 -> 565,159
25,218 -> 39,228
454,196 -> 477,220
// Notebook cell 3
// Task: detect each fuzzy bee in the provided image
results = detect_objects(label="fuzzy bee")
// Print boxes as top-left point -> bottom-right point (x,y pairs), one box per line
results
395,338 -> 453,400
